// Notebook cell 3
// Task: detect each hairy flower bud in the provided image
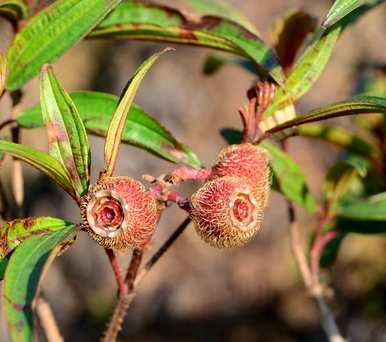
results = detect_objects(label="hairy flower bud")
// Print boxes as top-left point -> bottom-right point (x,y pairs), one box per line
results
80,177 -> 158,249
210,143 -> 270,206
190,176 -> 265,248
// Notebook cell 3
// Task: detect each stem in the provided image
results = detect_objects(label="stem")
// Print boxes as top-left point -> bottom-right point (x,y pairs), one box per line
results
282,142 -> 345,342
287,205 -> 313,289
315,294 -> 346,342
102,248 -> 143,342
102,217 -> 191,341
10,91 -> 24,217
135,217 -> 191,286
36,297 -> 63,342
105,249 -> 128,296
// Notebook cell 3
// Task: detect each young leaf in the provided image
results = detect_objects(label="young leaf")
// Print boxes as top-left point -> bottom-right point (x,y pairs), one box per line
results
260,141 -> 317,212
298,123 -> 381,160
40,65 -> 90,198
0,0 -> 28,21
89,2 -> 285,85
182,0 -> 258,34
16,91 -> 202,168
103,48 -> 170,178
322,0 -> 384,29
5,0 -> 122,91
266,96 -> 386,135
0,140 -> 76,199
336,193 -> 386,233
324,156 -> 369,203
263,3 -> 382,122
0,216 -> 74,259
3,225 -> 76,341
269,9 -> 317,73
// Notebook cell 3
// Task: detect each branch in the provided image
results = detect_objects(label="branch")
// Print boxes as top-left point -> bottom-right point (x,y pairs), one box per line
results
36,297 -> 63,342
282,141 -> 345,342
102,248 -> 143,342
102,217 -> 191,341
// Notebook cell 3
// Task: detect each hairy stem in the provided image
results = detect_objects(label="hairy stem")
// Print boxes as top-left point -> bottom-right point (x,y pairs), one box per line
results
102,217 -> 191,341
102,248 -> 143,342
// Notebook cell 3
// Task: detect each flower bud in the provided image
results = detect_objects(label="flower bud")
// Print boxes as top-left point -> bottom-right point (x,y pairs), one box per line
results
210,143 -> 270,206
190,176 -> 265,248
80,176 -> 158,249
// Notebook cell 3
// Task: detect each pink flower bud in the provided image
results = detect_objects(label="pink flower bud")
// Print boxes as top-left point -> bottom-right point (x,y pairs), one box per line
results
80,177 -> 158,249
190,176 -> 265,248
210,143 -> 270,206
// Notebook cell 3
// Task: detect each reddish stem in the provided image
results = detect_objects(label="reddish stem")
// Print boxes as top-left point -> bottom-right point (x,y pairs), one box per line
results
170,166 -> 211,181
166,191 -> 192,212
105,249 -> 128,297
310,231 -> 338,279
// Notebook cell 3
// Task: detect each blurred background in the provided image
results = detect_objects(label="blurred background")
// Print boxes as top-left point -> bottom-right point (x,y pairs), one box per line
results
0,0 -> 385,341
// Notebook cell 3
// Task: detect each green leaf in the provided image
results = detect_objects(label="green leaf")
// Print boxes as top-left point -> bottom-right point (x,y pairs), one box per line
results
5,0 -> 122,91
16,91 -> 202,168
0,216 -> 73,259
182,0 -> 258,34
336,193 -> 386,233
269,9 -> 317,73
0,255 -> 9,280
260,141 -> 317,212
298,123 -> 381,160
203,54 -> 226,75
40,65 -> 90,198
0,140 -> 76,199
89,1 -> 285,85
202,54 -> 256,76
324,156 -> 369,203
3,225 -> 76,341
266,96 -> 386,135
0,0 -> 28,21
358,65 -> 386,97
262,4 -> 381,122
220,128 -> 242,145
103,48 -> 171,178
322,0 -> 384,29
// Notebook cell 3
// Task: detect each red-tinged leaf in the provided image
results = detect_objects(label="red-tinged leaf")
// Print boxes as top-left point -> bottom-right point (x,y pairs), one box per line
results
266,96 -> 386,135
16,91 -> 203,168
3,225 -> 76,341
89,1 -> 285,85
182,0 -> 258,35
102,48 -> 171,178
0,140 -> 76,199
0,216 -> 73,259
261,4 -> 382,128
269,9 -> 317,74
6,0 -> 122,91
40,65 -> 90,198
